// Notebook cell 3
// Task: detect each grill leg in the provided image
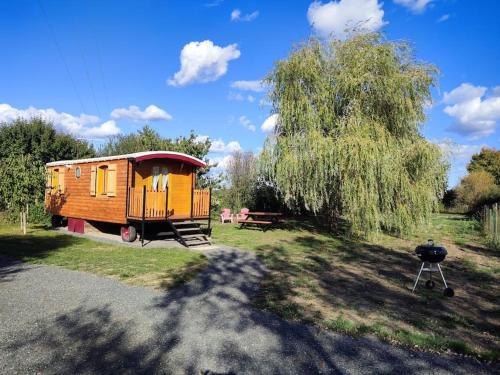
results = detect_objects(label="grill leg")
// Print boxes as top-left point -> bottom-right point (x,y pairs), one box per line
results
436,263 -> 448,288
412,262 -> 425,293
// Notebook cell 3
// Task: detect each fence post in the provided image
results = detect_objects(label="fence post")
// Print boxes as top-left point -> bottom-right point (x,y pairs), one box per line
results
494,203 -> 498,241
141,186 -> 146,247
208,187 -> 212,235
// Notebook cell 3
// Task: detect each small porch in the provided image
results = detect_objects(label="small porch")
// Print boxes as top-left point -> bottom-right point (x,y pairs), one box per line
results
126,187 -> 211,221
126,186 -> 212,247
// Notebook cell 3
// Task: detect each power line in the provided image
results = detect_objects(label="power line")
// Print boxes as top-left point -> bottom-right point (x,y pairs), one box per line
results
37,0 -> 87,114
95,42 -> 111,116
71,11 -> 103,118
80,46 -> 101,118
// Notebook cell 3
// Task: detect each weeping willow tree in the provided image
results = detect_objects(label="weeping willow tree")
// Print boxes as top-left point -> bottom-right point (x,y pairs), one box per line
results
261,33 -> 448,236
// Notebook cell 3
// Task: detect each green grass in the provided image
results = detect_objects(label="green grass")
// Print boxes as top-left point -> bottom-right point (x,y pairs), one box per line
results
0,224 -> 208,289
212,214 -> 500,362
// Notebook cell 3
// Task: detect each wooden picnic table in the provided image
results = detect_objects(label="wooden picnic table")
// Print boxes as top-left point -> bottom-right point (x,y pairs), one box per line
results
237,212 -> 284,231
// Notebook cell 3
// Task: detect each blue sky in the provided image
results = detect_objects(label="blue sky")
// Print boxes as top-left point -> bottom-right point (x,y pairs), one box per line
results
0,0 -> 499,186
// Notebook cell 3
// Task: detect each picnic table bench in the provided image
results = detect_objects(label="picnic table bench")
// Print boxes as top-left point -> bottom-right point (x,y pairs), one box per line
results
238,212 -> 284,231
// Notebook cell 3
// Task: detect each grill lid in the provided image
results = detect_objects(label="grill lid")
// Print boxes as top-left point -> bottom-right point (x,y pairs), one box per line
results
415,239 -> 447,263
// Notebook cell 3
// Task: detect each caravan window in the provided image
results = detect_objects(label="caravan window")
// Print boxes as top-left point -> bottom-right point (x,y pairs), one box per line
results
49,168 -> 65,194
91,164 -> 117,197
161,167 -> 169,191
151,166 -> 160,191
97,166 -> 108,195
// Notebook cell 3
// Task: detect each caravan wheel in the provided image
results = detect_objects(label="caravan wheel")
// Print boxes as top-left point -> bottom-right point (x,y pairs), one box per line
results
121,225 -> 137,242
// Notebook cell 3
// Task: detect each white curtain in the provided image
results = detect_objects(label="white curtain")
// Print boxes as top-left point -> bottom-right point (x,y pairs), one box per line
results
161,167 -> 169,191
152,166 -> 160,191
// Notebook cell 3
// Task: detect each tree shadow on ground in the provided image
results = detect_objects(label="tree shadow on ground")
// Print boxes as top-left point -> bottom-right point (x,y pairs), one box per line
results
0,231 -> 80,261
0,257 -> 27,283
0,231 -> 80,284
2,248 -> 495,374
252,235 -> 500,361
460,242 -> 500,259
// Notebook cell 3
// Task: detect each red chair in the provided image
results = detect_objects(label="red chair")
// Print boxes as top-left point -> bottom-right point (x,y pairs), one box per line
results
220,208 -> 233,223
236,208 -> 249,222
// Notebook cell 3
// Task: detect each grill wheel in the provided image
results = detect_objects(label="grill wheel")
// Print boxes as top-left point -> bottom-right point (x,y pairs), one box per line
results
444,287 -> 455,297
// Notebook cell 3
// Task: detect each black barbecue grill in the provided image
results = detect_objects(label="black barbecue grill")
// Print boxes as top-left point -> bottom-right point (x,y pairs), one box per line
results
412,239 -> 454,297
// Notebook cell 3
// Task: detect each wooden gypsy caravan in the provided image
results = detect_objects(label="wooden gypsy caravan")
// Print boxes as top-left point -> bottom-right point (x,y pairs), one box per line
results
45,151 -> 212,247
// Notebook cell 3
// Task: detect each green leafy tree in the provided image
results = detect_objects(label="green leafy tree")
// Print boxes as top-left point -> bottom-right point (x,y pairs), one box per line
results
222,151 -> 259,212
99,125 -> 211,160
0,154 -> 45,233
467,147 -> 500,184
99,125 -> 213,182
0,118 -> 95,223
455,171 -> 499,210
261,33 -> 448,235
0,117 -> 95,163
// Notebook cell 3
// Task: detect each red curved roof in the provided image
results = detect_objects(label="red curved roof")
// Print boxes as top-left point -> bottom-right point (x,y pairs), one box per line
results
134,152 -> 206,167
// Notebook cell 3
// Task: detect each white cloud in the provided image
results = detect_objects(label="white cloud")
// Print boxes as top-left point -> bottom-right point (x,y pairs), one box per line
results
261,114 -> 279,133
239,115 -> 256,132
0,103 -> 121,138
435,138 -> 484,162
209,154 -> 234,173
194,135 -> 209,143
111,104 -> 172,122
437,14 -> 450,23
230,80 -> 267,92
231,9 -> 259,22
227,92 -> 256,103
443,83 -> 500,139
228,92 -> 245,101
167,40 -> 241,87
205,0 -> 223,7
307,0 -> 385,39
393,0 -> 432,14
209,138 -> 242,153
84,120 -> 122,138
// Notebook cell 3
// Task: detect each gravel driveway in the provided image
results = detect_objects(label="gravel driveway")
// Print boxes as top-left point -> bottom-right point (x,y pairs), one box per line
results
0,248 -> 495,374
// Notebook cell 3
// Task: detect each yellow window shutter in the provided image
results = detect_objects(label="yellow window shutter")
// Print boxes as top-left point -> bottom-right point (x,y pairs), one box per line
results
58,169 -> 65,193
90,166 -> 97,196
51,170 -> 59,194
107,164 -> 117,197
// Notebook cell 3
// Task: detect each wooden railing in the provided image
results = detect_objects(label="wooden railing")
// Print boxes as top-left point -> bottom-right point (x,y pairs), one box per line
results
127,187 -> 211,220
192,189 -> 210,218
128,187 -> 168,219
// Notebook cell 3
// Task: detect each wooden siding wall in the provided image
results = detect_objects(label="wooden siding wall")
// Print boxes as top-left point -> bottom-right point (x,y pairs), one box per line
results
45,159 -> 129,224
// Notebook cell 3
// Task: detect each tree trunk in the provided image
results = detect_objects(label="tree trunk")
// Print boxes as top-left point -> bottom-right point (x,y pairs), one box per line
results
24,203 -> 29,234
22,211 -> 26,235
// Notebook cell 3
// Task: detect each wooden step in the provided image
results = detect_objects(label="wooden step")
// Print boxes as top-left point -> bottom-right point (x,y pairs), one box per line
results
167,219 -> 210,247
175,227 -> 202,232
181,233 -> 207,240
187,241 -> 211,246
172,221 -> 201,227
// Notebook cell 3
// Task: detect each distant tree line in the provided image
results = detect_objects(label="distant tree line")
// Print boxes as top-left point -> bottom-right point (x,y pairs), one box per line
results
220,151 -> 282,214
443,147 -> 500,216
